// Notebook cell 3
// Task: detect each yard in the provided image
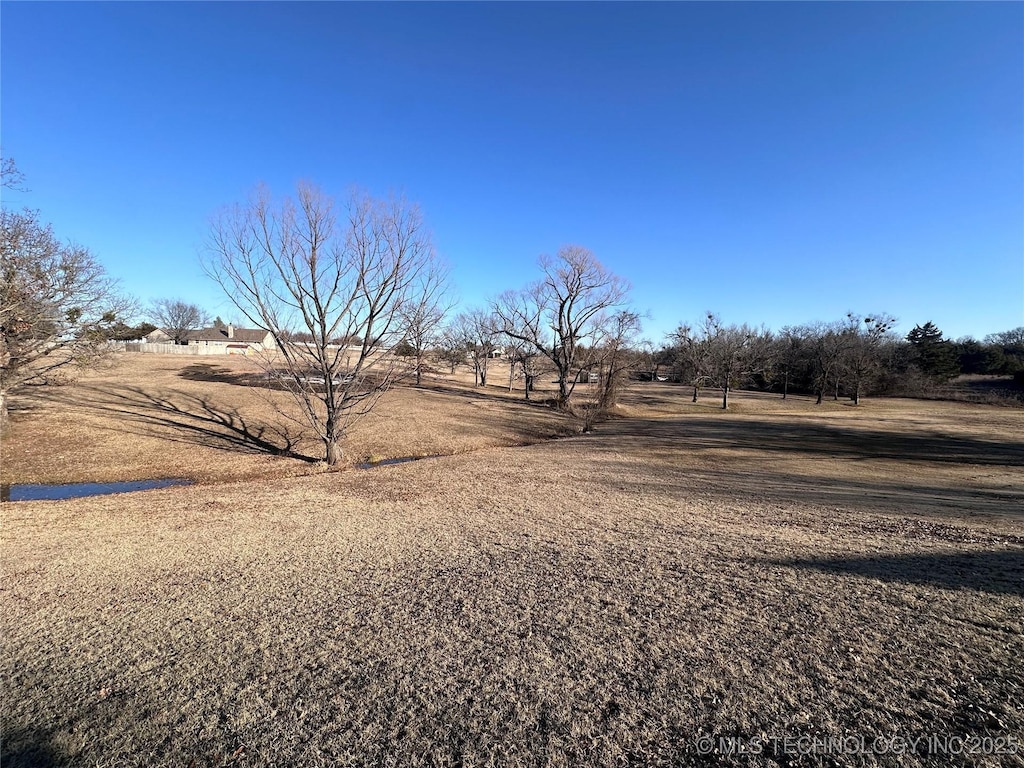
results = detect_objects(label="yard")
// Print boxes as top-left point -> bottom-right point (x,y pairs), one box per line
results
2,353 -> 1022,766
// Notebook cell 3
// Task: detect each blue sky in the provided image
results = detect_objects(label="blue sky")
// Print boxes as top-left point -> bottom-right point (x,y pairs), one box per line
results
2,1 -> 1021,342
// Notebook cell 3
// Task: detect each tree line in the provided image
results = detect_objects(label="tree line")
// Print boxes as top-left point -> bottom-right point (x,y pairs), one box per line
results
660,316 -> 1024,410
3,168 -> 1021,463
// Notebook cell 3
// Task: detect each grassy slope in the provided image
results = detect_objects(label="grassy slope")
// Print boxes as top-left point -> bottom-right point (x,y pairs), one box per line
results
2,355 -> 1023,767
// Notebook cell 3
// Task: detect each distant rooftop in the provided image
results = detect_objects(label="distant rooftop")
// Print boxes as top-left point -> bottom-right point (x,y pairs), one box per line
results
187,325 -> 270,344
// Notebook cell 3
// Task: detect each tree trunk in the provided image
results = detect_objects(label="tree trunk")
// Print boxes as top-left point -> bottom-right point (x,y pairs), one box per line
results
326,440 -> 341,466
415,354 -> 422,386
722,385 -> 729,410
509,360 -> 515,392
557,374 -> 571,410
853,381 -> 861,406
782,371 -> 788,400
0,391 -> 8,432
692,385 -> 699,403
324,416 -> 342,465
815,389 -> 823,405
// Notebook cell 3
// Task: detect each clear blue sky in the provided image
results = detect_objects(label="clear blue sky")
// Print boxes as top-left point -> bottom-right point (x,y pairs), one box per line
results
2,1 -> 1022,342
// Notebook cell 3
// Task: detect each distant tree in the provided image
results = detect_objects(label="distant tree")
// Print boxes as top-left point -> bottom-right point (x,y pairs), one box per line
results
984,327 -> 1024,347
667,319 -> 714,402
955,337 -> 1004,376
773,326 -> 809,399
503,334 -> 527,393
983,327 -> 1024,374
451,308 -> 497,387
796,321 -> 853,404
149,299 -> 210,344
103,320 -> 157,341
669,313 -> 770,408
703,315 -> 772,409
436,324 -> 468,374
392,339 -> 416,358
1,160 -> 135,427
633,339 -> 662,382
836,313 -> 897,405
493,245 -> 630,411
398,259 -> 454,385
278,329 -> 315,344
906,322 -> 959,381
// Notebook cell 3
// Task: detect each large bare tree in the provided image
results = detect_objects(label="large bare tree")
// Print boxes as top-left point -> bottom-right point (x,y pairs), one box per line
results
149,298 -> 210,344
205,182 -> 439,465
493,245 -> 630,411
1,163 -> 134,428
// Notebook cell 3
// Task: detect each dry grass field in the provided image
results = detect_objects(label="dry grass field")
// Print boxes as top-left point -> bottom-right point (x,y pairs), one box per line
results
2,353 -> 1023,767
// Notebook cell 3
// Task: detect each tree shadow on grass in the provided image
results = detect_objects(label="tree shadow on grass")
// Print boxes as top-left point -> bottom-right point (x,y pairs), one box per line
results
574,415 -> 1024,519
767,549 -> 1024,597
30,384 -> 317,462
0,726 -> 64,768
177,362 -> 268,387
591,415 -> 1024,467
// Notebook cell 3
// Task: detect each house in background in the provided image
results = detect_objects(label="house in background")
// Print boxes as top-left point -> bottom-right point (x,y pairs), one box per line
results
144,328 -> 174,344
186,324 -> 276,354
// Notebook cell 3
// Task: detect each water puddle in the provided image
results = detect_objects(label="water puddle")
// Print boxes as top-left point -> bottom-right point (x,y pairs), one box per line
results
1,479 -> 192,502
356,456 -> 433,470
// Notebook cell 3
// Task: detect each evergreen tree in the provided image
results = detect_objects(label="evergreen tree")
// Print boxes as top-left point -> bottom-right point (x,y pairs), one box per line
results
906,322 -> 959,381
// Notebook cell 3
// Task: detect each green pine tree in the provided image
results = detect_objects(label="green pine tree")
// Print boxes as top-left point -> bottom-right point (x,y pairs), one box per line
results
906,322 -> 959,381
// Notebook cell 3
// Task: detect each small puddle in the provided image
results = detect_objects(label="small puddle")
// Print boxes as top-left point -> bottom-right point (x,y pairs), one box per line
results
1,479 -> 192,502
356,456 -> 433,470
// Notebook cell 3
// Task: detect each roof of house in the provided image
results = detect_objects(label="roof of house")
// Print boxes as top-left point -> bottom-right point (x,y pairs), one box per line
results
187,326 -> 272,344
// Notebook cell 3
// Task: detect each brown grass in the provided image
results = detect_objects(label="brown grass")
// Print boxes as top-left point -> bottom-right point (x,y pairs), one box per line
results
0,353 -> 574,484
2,355 -> 1023,767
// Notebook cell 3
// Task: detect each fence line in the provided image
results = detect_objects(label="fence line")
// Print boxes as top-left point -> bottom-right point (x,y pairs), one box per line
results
107,341 -> 247,356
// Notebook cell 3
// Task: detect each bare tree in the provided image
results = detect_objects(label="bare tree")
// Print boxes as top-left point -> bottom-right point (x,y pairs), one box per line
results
493,245 -> 630,411
398,260 -> 454,385
591,309 -> 643,410
705,315 -> 772,409
451,308 -> 497,387
149,298 -> 210,344
773,326 -> 807,400
436,323 -> 468,374
984,327 -> 1024,347
1,174 -> 135,428
670,314 -> 770,409
205,182 -> 439,465
668,319 -> 714,403
838,313 -> 897,405
798,321 -> 853,405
